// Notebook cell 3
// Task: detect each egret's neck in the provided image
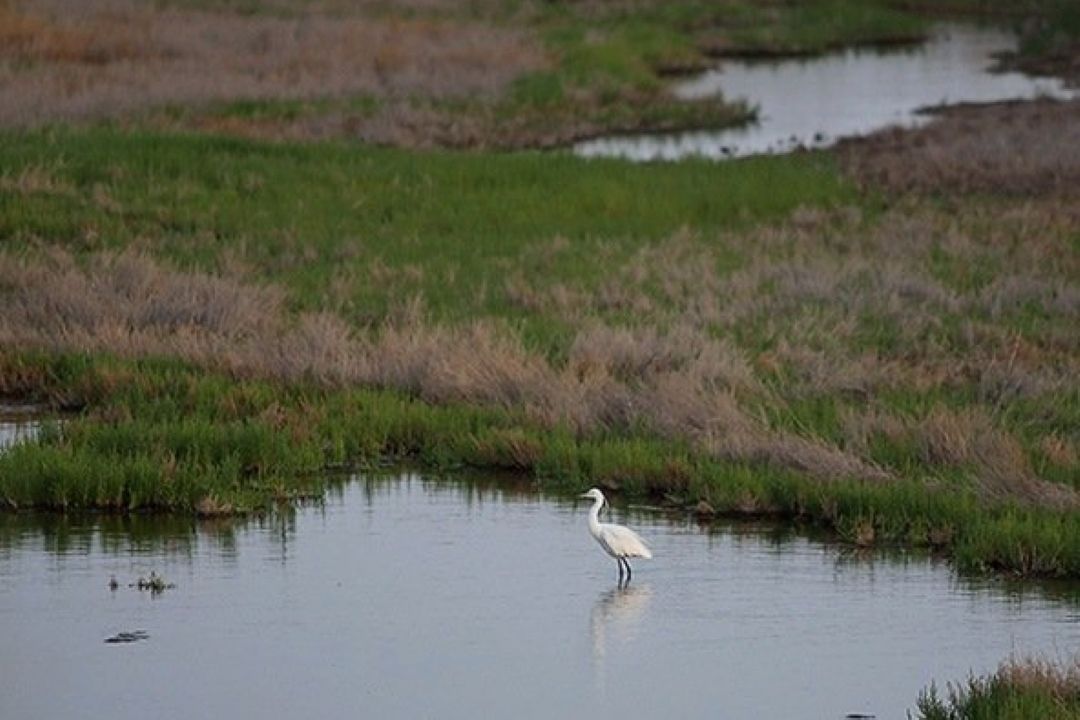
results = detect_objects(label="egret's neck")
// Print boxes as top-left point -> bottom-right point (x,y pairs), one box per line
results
588,496 -> 604,537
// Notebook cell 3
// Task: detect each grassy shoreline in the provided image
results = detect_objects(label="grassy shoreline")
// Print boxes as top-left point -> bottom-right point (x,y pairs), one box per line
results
0,344 -> 1076,578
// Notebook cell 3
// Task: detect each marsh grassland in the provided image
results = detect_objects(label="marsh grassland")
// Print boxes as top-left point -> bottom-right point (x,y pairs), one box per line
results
2,116 -> 1078,578
2,0 -> 1079,714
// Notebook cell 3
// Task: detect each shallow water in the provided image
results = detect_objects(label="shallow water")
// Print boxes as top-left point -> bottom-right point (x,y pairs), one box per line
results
575,24 -> 1079,161
1,475 -> 1076,720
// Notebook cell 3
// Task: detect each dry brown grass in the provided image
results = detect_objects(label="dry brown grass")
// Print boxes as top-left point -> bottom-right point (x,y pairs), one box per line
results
1041,435 -> 1078,469
0,0 -> 748,148
921,408 -> 1076,509
728,204 -> 1079,398
997,655 -> 1080,705
567,322 -> 759,394
0,0 -> 547,128
0,247 -> 894,485
839,99 -> 1080,197
840,405 -> 1078,509
619,203 -> 1075,400
517,200 -> 1079,503
0,2 -> 151,65
0,162 -> 75,197
1,237 -> 1070,501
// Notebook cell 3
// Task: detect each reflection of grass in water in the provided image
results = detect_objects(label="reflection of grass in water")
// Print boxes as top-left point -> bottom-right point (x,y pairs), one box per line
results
0,500 -> 245,557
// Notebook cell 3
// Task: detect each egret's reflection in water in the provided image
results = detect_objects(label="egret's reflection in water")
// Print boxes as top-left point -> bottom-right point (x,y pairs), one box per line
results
591,584 -> 653,698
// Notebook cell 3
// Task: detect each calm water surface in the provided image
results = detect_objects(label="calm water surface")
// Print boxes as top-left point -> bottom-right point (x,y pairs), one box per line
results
1,475 -> 1077,719
575,24 -> 1079,161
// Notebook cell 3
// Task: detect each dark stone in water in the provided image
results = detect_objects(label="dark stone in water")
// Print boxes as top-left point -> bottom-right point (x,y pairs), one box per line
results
105,631 -> 149,644
845,714 -> 875,719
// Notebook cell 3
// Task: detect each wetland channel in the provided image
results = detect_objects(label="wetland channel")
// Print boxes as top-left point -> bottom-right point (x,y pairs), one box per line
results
575,23 -> 1079,161
1,475 -> 1076,719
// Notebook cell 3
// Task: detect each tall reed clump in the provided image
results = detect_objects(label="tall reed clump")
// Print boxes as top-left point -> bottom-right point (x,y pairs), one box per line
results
913,656 -> 1080,720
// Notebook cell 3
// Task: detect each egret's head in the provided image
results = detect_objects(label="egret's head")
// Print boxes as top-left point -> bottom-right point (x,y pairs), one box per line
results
580,488 -> 605,502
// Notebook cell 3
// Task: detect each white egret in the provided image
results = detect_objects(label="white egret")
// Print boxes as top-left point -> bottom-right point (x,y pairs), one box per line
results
580,488 -> 652,582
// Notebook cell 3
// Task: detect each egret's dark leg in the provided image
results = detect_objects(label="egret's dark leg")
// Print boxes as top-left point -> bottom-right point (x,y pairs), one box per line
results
616,558 -> 624,582
624,558 -> 633,584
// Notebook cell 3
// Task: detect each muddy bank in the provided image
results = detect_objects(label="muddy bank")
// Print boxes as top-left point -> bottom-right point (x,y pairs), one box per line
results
158,92 -> 748,152
838,98 -> 1080,197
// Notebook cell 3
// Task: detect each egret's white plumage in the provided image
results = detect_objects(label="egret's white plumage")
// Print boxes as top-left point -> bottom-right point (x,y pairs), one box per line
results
581,488 -> 652,582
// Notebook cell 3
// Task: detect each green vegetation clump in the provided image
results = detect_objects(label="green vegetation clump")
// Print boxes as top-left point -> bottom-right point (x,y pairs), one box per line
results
914,657 -> 1080,720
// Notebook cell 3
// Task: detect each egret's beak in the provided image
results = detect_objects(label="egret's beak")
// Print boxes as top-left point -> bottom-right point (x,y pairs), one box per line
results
579,492 -> 591,498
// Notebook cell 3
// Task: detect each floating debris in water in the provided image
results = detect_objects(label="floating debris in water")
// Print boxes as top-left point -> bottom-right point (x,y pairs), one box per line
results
108,576 -> 119,591
104,631 -> 149,644
845,714 -> 876,719
128,571 -> 175,595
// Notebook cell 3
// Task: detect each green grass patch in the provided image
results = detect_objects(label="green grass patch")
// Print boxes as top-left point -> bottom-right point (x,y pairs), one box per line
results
0,125 -> 852,338
720,0 -> 927,55
206,96 -> 381,122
